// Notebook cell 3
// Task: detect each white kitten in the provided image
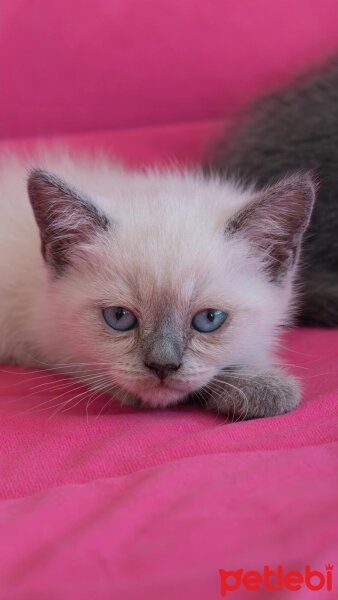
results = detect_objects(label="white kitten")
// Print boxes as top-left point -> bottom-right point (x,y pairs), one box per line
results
0,152 -> 315,418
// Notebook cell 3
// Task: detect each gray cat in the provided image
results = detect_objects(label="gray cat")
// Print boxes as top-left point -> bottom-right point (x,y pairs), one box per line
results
207,59 -> 338,326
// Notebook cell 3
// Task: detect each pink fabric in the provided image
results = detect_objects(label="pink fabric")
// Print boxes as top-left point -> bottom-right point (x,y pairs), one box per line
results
0,119 -> 224,168
0,123 -> 337,598
2,0 -> 338,138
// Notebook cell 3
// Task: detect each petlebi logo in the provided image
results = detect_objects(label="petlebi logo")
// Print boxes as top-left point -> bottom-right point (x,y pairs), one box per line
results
218,564 -> 334,596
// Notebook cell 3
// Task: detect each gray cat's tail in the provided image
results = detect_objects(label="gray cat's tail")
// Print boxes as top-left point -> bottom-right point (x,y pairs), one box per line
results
298,270 -> 338,326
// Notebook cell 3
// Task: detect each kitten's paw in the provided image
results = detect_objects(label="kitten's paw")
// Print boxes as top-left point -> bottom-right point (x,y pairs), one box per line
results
204,367 -> 300,420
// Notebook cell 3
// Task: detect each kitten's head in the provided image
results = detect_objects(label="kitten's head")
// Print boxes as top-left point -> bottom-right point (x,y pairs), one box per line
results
28,165 -> 315,408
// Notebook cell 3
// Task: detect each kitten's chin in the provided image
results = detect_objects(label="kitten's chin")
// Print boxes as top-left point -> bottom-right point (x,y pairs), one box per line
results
117,375 -> 213,409
138,386 -> 188,408
107,378 -> 191,409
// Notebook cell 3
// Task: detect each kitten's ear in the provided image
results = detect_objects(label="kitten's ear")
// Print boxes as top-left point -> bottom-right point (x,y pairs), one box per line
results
227,173 -> 316,281
28,169 -> 109,274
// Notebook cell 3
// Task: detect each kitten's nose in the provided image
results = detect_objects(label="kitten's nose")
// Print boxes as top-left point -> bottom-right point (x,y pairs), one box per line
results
145,362 -> 181,380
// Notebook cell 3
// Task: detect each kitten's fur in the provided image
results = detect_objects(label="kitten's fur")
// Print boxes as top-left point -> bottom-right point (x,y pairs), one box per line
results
207,59 -> 338,326
0,152 -> 314,418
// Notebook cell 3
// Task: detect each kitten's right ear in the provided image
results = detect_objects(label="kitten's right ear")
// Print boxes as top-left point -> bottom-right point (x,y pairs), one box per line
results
227,173 -> 316,282
28,168 -> 109,274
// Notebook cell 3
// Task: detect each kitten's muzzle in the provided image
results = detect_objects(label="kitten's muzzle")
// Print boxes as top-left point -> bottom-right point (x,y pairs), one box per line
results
145,362 -> 181,380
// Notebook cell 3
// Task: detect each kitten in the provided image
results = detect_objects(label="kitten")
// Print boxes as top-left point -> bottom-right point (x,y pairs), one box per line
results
0,152 -> 314,419
206,58 -> 338,327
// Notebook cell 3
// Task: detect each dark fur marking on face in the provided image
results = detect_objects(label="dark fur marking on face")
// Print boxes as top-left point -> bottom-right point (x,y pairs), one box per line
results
141,309 -> 186,369
28,169 -> 110,274
226,173 -> 315,281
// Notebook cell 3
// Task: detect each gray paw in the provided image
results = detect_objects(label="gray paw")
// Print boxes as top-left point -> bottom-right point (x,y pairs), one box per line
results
204,367 -> 300,420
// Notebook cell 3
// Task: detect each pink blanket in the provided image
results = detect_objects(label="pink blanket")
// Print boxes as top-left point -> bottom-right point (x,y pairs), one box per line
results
0,123 -> 337,599
2,0 -> 338,138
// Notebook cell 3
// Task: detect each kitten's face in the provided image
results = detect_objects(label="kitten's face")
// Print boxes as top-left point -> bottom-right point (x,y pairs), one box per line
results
28,167 -> 314,408
50,230 -> 277,408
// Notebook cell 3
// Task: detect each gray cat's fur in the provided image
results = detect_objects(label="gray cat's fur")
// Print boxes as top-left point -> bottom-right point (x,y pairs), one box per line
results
207,59 -> 338,326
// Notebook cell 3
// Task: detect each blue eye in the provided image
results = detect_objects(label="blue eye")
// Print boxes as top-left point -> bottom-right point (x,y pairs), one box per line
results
102,307 -> 138,331
191,309 -> 227,333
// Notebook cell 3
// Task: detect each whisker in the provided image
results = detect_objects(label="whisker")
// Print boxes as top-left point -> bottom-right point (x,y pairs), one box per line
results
29,370 -> 110,392
207,377 -> 250,421
14,373 -> 114,417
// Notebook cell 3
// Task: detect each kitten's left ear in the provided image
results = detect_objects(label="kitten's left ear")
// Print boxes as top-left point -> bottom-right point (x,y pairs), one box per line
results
227,173 -> 316,281
28,168 -> 109,274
